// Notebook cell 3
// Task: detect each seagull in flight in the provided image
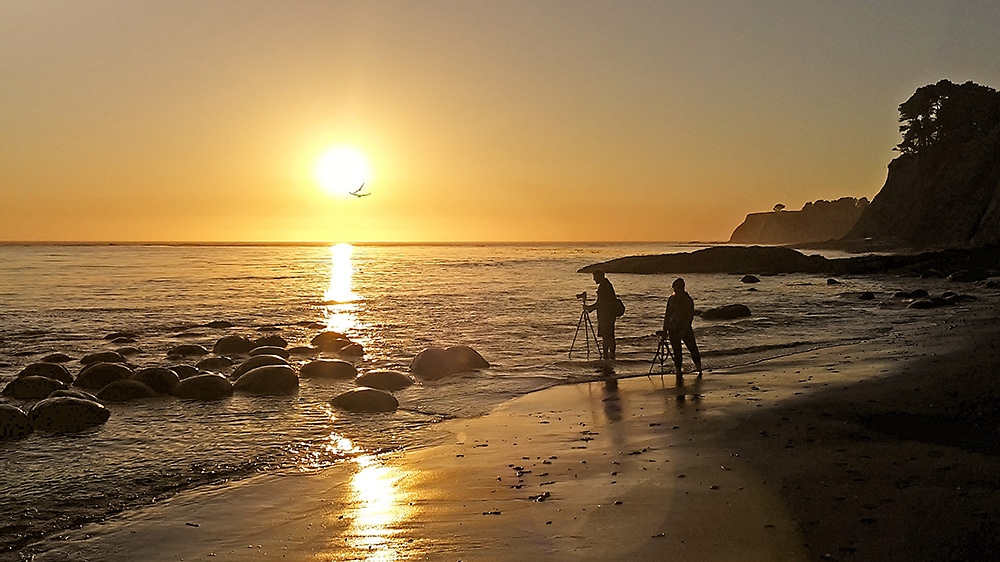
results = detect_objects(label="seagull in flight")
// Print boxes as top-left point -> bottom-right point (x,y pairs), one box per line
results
349,183 -> 370,198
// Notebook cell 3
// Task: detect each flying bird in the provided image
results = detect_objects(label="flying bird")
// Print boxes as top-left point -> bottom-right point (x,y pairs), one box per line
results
349,183 -> 370,198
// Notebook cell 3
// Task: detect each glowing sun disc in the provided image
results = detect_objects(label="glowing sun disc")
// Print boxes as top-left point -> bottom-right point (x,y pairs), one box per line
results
315,146 -> 371,196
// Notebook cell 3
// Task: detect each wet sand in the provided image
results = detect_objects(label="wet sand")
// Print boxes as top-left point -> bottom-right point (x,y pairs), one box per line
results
23,301 -> 1000,561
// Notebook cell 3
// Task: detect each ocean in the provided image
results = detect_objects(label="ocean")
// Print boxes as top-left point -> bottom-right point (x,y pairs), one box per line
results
0,242 -> 952,554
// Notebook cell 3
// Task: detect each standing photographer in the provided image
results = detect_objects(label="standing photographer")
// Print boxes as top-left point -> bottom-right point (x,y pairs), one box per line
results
663,277 -> 702,377
586,270 -> 619,361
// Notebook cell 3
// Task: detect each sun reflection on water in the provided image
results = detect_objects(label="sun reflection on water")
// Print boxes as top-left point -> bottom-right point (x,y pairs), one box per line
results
323,243 -> 361,335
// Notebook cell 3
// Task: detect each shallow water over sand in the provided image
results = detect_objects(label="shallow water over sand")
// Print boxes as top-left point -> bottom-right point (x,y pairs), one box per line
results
0,243 -> 964,552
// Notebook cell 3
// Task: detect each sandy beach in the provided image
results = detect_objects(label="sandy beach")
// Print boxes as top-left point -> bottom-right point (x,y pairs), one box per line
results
21,298 -> 1000,561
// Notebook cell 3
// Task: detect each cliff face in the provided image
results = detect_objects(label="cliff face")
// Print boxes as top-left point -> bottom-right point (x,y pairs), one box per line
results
845,127 -> 1000,247
728,198 -> 868,245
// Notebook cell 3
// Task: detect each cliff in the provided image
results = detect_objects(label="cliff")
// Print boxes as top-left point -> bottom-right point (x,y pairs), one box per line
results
729,198 -> 869,245
844,80 -> 1000,248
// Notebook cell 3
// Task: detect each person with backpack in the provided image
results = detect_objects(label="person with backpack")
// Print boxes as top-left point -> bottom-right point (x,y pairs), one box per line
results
663,277 -> 702,378
586,270 -> 623,361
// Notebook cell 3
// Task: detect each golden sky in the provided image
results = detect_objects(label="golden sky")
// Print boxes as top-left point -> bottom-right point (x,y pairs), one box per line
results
2,1 -> 999,243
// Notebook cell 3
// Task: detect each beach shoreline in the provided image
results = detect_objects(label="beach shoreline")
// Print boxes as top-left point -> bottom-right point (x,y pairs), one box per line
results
18,297 -> 1000,561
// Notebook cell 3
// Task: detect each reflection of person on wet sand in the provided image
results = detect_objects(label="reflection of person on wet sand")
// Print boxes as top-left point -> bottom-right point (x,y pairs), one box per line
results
585,270 -> 618,361
663,277 -> 702,378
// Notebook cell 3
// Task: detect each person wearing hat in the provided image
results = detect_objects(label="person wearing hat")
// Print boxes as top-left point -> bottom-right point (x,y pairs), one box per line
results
663,277 -> 702,377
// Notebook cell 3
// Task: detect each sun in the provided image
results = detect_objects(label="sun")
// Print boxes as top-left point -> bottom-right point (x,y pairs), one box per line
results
314,146 -> 372,197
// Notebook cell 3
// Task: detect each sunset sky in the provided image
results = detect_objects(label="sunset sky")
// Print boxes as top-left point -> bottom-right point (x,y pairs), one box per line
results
3,1 -> 999,243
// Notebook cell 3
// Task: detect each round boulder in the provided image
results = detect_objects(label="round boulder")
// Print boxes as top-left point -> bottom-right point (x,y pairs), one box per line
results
205,320 -> 234,329
311,331 -> 351,352
80,351 -> 126,365
740,275 -> 760,284
250,346 -> 290,360
49,389 -> 100,402
893,291 -> 911,299
167,344 -> 209,358
233,365 -> 299,395
75,362 -> 134,390
17,362 -> 73,385
0,404 -> 32,439
29,396 -> 110,432
909,288 -> 929,299
97,379 -> 157,402
700,304 -> 752,321
948,269 -> 989,283
196,356 -> 234,373
252,335 -> 288,349
356,370 -> 414,391
3,376 -> 67,400
233,355 -> 289,378
300,359 -> 357,380
115,346 -> 142,357
907,300 -> 936,309
331,387 -> 399,413
168,364 -> 200,380
171,374 -> 234,400
41,353 -> 73,363
338,343 -> 365,357
859,292 -> 876,300
288,346 -> 320,358
410,346 -> 490,380
132,367 -> 181,394
213,335 -> 254,355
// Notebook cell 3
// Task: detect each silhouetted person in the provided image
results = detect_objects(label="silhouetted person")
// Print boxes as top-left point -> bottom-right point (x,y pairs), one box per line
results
663,277 -> 702,377
586,270 -> 618,361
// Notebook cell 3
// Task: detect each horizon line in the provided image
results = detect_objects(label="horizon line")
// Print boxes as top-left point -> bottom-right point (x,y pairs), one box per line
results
0,240 -> 725,248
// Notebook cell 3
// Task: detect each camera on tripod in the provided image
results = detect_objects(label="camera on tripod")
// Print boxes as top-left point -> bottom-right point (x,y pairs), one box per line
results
576,291 -> 587,301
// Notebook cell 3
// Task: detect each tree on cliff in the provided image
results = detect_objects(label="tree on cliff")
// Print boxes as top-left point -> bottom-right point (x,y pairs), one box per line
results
896,79 -> 1000,155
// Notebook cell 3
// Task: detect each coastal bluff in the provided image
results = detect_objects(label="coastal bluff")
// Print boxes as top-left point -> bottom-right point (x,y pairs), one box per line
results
577,244 -> 1000,277
729,198 -> 868,245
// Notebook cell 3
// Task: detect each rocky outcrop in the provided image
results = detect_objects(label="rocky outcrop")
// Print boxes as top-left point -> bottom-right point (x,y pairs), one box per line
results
730,198 -> 869,245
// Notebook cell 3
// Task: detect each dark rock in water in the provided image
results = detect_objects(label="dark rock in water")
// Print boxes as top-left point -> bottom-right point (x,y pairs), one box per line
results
931,296 -> 951,307
171,374 -> 233,400
338,343 -> 365,357
310,331 -> 350,351
288,346 -> 319,358
104,331 -> 136,341
908,300 -> 936,309
3,376 -> 67,399
168,365 -> 200,380
111,336 -> 136,344
132,367 -> 181,394
942,291 -> 959,299
41,353 -> 73,363
115,346 -> 142,357
75,362 -> 134,390
252,335 -> 288,349
909,288 -> 929,298
411,346 -> 490,380
700,304 -> 752,321
331,387 -> 399,412
49,389 -> 100,402
741,275 -> 760,284
196,356 -> 234,373
827,278 -> 841,285
948,269 -> 989,282
233,365 -> 299,395
859,292 -> 876,300
17,362 -> 73,385
80,351 -> 126,365
300,359 -> 356,379
213,335 -> 254,355
167,344 -> 209,358
205,320 -> 235,329
579,246 -> 828,275
893,291 -> 911,299
356,370 -> 414,391
249,346 -> 290,360
747,287 -> 758,292
97,379 -> 157,402
29,396 -> 110,432
233,355 -> 289,378
0,404 -> 32,439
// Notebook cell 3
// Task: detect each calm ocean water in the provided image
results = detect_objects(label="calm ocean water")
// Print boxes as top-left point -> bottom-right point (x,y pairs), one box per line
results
0,243 -> 955,553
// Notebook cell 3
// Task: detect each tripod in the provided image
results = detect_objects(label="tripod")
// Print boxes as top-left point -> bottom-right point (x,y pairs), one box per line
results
649,330 -> 676,378
569,295 -> 603,360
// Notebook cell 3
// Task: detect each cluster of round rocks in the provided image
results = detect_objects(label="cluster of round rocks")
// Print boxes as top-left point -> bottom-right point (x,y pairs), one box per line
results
1,330 -> 489,438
